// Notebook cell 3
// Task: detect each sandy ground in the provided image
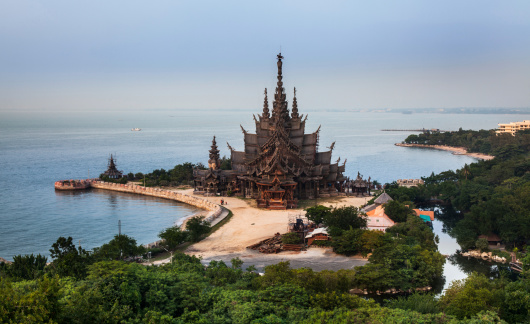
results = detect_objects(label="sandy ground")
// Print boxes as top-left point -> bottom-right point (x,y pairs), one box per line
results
182,189 -> 368,259
395,143 -> 494,160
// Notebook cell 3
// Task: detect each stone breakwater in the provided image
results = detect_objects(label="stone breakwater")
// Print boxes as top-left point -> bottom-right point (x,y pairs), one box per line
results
90,181 -> 223,225
460,250 -> 507,263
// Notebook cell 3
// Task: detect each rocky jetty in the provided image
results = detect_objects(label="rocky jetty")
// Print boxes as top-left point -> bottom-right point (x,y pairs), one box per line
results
460,250 -> 507,263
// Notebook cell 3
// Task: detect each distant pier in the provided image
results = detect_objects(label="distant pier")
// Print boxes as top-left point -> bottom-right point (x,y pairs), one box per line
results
381,129 -> 446,132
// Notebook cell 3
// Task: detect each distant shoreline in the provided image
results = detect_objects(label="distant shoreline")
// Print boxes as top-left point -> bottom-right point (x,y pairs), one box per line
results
395,143 -> 495,161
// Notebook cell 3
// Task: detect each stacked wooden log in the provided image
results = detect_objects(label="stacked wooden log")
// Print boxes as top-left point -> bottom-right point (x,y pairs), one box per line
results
247,234 -> 307,254
247,234 -> 283,254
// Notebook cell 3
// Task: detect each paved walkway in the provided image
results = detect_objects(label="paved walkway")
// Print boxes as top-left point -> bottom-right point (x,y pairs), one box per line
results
147,248 -> 368,271
199,248 -> 368,272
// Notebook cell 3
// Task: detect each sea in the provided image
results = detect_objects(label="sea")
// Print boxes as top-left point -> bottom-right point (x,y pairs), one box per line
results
0,110 -> 528,266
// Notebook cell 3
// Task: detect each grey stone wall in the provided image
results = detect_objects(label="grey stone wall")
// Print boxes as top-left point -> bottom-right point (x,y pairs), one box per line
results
90,181 -> 223,223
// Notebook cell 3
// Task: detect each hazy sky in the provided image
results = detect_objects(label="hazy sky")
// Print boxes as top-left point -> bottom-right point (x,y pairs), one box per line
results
1,0 -> 530,112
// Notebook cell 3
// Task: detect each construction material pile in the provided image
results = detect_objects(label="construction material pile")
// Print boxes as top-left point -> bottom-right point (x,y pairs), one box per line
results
246,233 -> 305,254
246,234 -> 282,253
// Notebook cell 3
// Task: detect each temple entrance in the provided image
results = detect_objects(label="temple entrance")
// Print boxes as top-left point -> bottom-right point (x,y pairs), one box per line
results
256,175 -> 298,210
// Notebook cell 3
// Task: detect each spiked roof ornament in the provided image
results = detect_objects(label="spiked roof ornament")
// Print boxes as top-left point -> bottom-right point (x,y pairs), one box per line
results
291,87 -> 299,118
262,88 -> 269,118
271,53 -> 289,127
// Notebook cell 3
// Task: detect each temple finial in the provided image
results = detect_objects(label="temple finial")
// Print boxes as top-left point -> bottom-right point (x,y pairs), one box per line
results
262,88 -> 269,118
271,53 -> 289,127
291,87 -> 299,118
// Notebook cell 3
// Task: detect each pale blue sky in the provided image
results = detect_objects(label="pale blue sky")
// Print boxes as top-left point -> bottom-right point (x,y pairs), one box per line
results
1,0 -> 530,112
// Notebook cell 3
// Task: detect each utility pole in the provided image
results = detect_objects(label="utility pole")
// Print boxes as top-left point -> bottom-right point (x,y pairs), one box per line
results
118,220 -> 121,236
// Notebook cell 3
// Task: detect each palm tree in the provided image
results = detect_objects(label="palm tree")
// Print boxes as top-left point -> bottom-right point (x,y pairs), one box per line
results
461,164 -> 470,180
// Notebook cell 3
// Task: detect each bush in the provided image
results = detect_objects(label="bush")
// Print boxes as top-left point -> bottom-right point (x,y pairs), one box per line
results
475,238 -> 489,252
312,240 -> 332,247
159,226 -> 187,249
386,293 -> 440,314
185,216 -> 211,242
147,247 -> 165,257
282,232 -> 302,244
305,205 -> 332,225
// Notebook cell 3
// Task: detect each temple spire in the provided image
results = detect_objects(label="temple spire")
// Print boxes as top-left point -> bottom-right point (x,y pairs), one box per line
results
291,87 -> 299,118
104,154 -> 123,179
208,136 -> 220,170
262,88 -> 269,118
108,154 -> 116,169
271,53 -> 289,126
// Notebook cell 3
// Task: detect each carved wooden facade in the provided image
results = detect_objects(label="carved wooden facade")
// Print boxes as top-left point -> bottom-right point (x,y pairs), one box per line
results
194,53 -> 348,209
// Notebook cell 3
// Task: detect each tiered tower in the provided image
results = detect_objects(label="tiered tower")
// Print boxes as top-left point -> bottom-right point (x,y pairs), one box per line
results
208,136 -> 220,170
194,53 -> 349,208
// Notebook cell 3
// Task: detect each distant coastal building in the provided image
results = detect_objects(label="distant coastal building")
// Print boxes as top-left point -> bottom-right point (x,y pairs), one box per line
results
365,205 -> 395,232
194,53 -> 356,209
362,192 -> 393,213
397,179 -> 424,187
496,120 -> 530,136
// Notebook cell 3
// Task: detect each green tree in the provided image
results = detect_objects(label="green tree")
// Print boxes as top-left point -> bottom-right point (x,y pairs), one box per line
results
0,275 -> 61,323
439,272 -> 503,320
282,232 -> 302,244
305,205 -> 332,225
219,156 -> 232,170
185,216 -> 211,242
49,236 -> 92,279
5,254 -> 47,281
93,234 -> 146,260
384,200 -> 415,223
323,206 -> 367,236
475,238 -> 489,252
330,228 -> 364,256
159,226 -> 187,249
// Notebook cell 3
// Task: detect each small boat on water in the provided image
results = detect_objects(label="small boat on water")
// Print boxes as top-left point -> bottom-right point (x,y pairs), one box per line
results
54,180 -> 92,190
131,128 -> 141,131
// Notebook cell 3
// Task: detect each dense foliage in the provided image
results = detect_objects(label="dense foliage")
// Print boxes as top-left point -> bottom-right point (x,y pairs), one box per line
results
404,128 -> 530,156
136,158 -> 231,187
352,216 -> 444,291
138,162 -> 206,187
158,216 -> 212,249
305,205 -> 366,237
306,203 -> 444,291
388,129 -> 530,249
2,247 -> 524,323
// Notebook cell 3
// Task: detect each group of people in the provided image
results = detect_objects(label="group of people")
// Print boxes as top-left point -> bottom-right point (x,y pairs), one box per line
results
220,199 -> 227,205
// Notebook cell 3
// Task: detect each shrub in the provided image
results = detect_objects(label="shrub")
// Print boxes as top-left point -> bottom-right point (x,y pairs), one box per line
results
282,232 -> 302,244
475,238 -> 489,252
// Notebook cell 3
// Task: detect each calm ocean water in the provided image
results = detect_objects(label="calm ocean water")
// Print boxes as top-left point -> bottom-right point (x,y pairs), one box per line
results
0,109 -> 528,261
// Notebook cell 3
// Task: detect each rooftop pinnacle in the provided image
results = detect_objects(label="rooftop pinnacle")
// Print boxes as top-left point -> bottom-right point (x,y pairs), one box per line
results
271,53 -> 289,126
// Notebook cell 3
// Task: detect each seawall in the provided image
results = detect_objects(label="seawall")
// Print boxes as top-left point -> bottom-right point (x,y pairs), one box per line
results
90,181 -> 223,224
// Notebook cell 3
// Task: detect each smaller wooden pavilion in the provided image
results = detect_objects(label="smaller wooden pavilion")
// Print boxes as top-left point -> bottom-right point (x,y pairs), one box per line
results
103,155 -> 123,179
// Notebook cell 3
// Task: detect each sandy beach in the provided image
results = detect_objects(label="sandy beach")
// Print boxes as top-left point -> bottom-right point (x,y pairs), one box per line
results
395,143 -> 495,160
181,189 -> 368,260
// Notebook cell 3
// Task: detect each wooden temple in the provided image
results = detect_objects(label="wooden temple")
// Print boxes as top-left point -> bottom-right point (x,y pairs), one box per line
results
103,154 -> 123,179
194,53 -> 361,209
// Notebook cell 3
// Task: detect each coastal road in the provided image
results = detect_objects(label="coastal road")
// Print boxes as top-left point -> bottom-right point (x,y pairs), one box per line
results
197,248 -> 368,272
